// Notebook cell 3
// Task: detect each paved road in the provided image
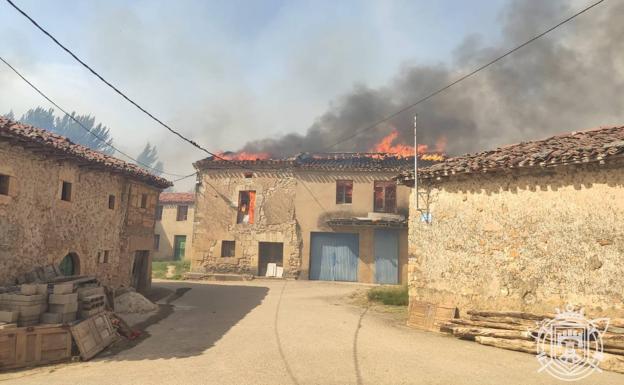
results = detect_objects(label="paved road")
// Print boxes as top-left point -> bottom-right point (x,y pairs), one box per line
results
2,280 -> 623,385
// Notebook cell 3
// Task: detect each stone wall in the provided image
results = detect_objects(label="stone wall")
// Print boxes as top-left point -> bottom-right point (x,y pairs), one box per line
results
0,141 -> 161,288
191,170 -> 301,277
408,162 -> 624,317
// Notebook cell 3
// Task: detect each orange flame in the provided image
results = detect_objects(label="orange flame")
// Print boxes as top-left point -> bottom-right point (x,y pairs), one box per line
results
370,129 -> 446,161
215,151 -> 271,161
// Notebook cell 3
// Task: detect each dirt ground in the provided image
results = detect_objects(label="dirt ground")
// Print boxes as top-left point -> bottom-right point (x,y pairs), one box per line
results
1,279 -> 622,385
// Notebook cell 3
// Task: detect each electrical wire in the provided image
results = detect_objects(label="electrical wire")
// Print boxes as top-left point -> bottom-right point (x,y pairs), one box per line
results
322,0 -> 607,150
0,55 -> 190,178
4,0 -> 246,166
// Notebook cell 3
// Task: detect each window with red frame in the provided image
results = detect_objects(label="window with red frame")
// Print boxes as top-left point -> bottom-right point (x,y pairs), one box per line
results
373,181 -> 396,213
336,180 -> 353,204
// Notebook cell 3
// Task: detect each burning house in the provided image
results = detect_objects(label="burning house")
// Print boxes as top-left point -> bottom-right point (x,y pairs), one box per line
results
0,117 -> 171,292
191,148 -> 443,284
396,125 -> 624,319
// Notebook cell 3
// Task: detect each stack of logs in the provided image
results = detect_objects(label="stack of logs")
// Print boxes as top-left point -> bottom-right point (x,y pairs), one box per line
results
441,310 -> 624,374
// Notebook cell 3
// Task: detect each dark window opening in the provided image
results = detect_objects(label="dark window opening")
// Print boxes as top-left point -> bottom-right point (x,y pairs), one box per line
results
221,240 -> 236,258
336,180 -> 353,204
61,181 -> 72,202
154,234 -> 160,250
176,205 -> 188,221
108,194 -> 116,209
140,193 -> 148,208
374,181 -> 397,213
104,250 -> 110,263
0,174 -> 9,196
237,191 -> 256,224
155,205 -> 163,220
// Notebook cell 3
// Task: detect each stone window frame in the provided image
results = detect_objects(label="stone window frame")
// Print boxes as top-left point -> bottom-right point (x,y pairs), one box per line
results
221,240 -> 236,258
140,193 -> 148,209
60,181 -> 72,202
108,194 -> 116,210
0,173 -> 10,196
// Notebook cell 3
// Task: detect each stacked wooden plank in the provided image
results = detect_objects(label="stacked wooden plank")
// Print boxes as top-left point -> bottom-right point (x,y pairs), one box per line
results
441,310 -> 624,374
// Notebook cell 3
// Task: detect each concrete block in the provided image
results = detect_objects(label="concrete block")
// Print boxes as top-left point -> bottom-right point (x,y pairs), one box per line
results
0,310 -> 18,323
48,293 -> 78,305
35,284 -> 49,295
49,301 -> 78,313
41,312 -> 77,324
77,286 -> 105,300
79,307 -> 104,318
52,283 -> 74,295
0,293 -> 47,303
20,284 -> 38,295
15,304 -> 47,317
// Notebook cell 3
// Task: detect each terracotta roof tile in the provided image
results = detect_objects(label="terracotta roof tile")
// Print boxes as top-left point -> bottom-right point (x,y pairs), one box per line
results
195,152 -> 442,172
0,117 -> 172,188
159,192 -> 195,203
397,125 -> 624,182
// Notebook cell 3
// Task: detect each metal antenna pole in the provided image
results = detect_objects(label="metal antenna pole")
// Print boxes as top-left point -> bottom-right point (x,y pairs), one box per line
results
414,114 -> 419,210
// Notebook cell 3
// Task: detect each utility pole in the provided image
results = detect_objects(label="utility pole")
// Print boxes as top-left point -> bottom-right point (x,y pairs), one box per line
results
413,114 -> 419,210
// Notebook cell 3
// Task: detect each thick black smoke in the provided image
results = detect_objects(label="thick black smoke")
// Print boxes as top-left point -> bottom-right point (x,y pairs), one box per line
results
241,0 -> 624,157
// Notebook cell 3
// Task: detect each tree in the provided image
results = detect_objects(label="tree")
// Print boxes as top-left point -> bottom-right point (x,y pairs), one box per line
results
17,107 -> 114,155
136,142 -> 164,176
2,110 -> 15,120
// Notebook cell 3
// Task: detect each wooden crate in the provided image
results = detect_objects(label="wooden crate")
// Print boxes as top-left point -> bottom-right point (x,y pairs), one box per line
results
0,325 -> 72,370
408,300 -> 458,331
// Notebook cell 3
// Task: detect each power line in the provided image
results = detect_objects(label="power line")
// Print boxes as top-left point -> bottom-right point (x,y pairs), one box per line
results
0,55 -> 189,178
323,0 -> 607,150
4,0 -> 241,165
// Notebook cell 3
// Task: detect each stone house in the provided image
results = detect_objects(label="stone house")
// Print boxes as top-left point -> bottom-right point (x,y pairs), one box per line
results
0,117 -> 171,292
154,192 -> 195,261
397,126 -> 624,317
191,152 -> 435,284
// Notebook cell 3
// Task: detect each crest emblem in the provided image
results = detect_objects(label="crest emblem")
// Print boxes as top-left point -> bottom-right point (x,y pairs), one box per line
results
535,305 -> 609,381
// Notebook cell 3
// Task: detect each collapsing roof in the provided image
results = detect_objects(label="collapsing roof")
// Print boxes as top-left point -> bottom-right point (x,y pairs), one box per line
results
396,125 -> 624,184
194,152 -> 443,172
0,117 -> 172,189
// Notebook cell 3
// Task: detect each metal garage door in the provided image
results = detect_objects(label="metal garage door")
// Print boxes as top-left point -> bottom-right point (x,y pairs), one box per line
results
310,232 -> 359,282
374,229 -> 399,284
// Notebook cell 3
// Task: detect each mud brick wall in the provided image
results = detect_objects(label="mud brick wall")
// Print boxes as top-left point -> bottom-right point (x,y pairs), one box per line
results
192,170 -> 301,277
408,163 -> 624,317
0,141 -> 161,287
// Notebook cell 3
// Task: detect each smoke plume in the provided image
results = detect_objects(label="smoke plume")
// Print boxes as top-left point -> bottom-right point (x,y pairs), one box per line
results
240,0 -> 624,157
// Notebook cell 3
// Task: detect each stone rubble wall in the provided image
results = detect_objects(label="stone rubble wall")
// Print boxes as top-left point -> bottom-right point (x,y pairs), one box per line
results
0,141 -> 161,288
408,163 -> 624,317
192,170 -> 301,277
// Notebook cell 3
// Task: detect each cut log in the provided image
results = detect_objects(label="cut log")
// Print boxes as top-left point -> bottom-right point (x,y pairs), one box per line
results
467,310 -> 554,321
475,336 -> 536,354
449,318 -> 534,331
476,337 -> 624,374
470,315 -> 537,326
452,326 -> 532,341
604,347 -> 624,356
596,319 -> 624,330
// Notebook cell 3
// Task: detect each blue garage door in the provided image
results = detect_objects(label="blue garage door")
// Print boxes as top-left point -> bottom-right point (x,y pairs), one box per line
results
374,229 -> 399,284
310,232 -> 359,282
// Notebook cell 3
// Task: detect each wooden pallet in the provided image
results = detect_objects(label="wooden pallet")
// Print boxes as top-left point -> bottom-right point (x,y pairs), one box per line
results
70,313 -> 117,360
